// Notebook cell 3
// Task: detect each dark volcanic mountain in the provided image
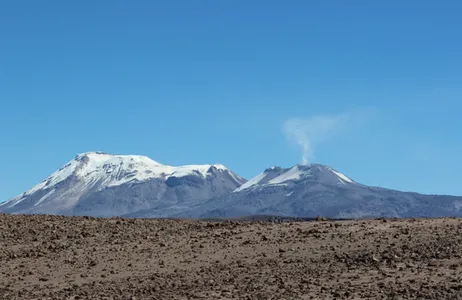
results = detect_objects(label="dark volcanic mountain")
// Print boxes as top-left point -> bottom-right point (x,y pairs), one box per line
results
124,164 -> 462,219
168,164 -> 462,219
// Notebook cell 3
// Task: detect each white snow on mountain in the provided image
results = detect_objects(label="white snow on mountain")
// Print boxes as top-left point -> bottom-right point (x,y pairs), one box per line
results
268,166 -> 305,184
234,172 -> 267,192
234,164 -> 354,192
35,189 -> 56,206
329,167 -> 354,184
3,151 -> 237,208
3,153 -> 462,219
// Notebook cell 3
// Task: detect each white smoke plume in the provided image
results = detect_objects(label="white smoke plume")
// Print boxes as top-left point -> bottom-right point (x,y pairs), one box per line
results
282,109 -> 374,164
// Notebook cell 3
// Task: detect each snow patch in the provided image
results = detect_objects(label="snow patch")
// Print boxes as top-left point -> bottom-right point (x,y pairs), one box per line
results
168,164 -> 227,178
269,166 -> 306,184
227,170 -> 245,185
330,168 -> 354,184
35,189 -> 56,206
234,172 -> 267,192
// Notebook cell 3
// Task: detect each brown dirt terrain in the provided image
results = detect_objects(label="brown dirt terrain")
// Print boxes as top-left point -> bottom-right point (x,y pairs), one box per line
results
1,214 -> 462,300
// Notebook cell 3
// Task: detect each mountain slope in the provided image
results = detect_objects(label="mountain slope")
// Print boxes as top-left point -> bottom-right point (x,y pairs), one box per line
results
0,152 -> 246,217
3,157 -> 462,219
167,164 -> 462,219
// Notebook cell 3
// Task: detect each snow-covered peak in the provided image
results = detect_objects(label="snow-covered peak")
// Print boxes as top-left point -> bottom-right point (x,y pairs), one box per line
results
13,152 -> 237,201
234,163 -> 355,192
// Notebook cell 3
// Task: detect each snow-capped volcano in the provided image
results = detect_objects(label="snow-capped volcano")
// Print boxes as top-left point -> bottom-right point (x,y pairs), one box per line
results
234,164 -> 354,192
3,155 -> 462,220
1,152 -> 245,217
20,151 -> 237,195
171,163 -> 462,220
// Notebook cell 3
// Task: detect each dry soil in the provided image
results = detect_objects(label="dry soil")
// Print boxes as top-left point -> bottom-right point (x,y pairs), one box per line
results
1,214 -> 462,299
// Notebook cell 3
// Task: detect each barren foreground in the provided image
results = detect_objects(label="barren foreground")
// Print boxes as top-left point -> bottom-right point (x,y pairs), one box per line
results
1,215 -> 462,299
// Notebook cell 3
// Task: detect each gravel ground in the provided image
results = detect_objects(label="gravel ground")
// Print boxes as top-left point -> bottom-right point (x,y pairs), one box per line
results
1,214 -> 462,299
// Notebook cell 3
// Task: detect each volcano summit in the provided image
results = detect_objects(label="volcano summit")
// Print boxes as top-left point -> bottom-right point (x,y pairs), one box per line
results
2,153 -> 462,219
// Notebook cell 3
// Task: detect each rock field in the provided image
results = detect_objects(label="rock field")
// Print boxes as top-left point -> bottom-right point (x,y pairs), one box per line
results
1,214 -> 462,299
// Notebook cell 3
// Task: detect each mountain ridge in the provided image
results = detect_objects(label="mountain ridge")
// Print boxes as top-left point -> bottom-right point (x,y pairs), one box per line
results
0,152 -> 245,217
2,152 -> 462,219
234,163 -> 355,193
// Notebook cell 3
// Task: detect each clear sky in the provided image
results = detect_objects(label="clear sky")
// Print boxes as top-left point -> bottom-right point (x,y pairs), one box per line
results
1,0 -> 461,202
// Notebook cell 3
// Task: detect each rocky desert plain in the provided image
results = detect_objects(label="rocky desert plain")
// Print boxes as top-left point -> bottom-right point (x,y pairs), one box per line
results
2,214 -> 462,299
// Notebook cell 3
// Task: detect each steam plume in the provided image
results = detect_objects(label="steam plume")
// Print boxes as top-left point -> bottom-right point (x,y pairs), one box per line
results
282,109 -> 373,164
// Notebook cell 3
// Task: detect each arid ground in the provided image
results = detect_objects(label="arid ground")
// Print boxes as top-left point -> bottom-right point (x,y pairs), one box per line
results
1,214 -> 462,299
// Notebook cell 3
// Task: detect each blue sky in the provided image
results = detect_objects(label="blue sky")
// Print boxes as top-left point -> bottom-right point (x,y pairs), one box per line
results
1,0 -> 461,201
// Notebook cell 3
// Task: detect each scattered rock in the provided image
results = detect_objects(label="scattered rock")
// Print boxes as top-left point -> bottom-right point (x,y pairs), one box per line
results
1,214 -> 462,299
